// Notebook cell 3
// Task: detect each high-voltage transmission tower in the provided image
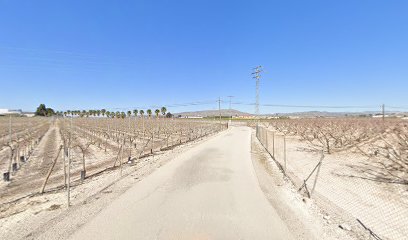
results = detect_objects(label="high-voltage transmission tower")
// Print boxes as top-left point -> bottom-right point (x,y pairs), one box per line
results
252,66 -> 263,116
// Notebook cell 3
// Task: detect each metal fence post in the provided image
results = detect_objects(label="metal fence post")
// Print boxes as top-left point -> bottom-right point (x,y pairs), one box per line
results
284,135 -> 287,173
272,132 -> 275,158
311,150 -> 325,196
265,130 -> 268,152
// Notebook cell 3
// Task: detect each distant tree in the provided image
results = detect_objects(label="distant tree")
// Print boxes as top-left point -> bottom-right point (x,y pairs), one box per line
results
155,109 -> 160,118
140,110 -> 145,118
166,112 -> 173,118
133,109 -> 138,117
161,107 -> 167,117
106,111 -> 110,118
101,109 -> 106,117
115,111 -> 120,118
46,108 -> 55,117
35,104 -> 47,116
147,109 -> 152,118
121,112 -> 126,119
127,110 -> 132,118
35,104 -> 56,117
97,110 -> 101,116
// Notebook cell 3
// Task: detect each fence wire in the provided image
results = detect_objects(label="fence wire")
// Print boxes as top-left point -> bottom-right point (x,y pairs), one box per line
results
256,125 -> 408,240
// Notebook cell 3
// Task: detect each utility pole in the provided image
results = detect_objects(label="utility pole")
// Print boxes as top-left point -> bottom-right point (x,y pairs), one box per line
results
227,96 -> 234,120
9,115 -> 12,145
382,104 -> 385,122
252,66 -> 263,117
218,97 -> 222,130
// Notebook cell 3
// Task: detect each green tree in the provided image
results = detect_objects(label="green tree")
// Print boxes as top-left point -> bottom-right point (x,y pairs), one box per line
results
147,109 -> 152,118
127,110 -> 132,118
139,110 -> 144,118
161,107 -> 167,117
133,109 -> 138,117
35,104 -> 56,116
155,109 -> 160,118
35,104 -> 47,116
46,108 -> 54,116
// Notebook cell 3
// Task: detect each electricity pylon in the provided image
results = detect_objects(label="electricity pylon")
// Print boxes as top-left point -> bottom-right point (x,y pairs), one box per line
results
252,66 -> 263,116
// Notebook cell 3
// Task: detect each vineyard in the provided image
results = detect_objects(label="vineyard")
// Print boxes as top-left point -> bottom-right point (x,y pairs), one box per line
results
0,116 -> 226,204
254,118 -> 408,240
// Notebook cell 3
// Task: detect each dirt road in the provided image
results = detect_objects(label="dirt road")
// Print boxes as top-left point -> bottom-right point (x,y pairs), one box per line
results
69,126 -> 293,240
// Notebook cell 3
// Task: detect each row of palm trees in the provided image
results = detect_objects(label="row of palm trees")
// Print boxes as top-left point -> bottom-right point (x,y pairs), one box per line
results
58,107 -> 168,119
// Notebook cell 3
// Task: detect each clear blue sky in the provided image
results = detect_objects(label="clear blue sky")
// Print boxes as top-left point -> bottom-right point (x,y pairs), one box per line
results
0,0 -> 407,113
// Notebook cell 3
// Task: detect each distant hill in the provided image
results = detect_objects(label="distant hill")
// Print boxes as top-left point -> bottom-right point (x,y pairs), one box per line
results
175,109 -> 407,118
175,109 -> 251,117
271,111 -> 407,117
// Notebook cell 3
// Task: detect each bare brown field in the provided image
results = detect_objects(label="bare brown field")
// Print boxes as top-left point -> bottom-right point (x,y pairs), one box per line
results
0,117 -> 226,204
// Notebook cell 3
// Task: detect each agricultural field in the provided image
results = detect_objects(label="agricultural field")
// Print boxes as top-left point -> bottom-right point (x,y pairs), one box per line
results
255,118 -> 408,240
0,116 -> 226,204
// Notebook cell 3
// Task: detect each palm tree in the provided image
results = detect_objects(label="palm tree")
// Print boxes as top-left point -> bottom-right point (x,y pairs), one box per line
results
115,111 -> 120,118
139,110 -> 144,118
106,111 -> 110,118
147,109 -> 152,118
133,109 -> 138,117
155,109 -> 160,118
121,112 -> 126,119
161,107 -> 167,117
101,109 -> 106,117
127,110 -> 132,118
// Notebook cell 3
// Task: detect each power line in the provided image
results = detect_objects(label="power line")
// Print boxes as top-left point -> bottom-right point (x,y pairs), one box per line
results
230,102 -> 381,109
61,98 -> 408,112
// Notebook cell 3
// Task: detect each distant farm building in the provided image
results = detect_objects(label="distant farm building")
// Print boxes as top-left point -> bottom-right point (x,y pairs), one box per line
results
0,109 -> 34,117
0,109 -> 22,116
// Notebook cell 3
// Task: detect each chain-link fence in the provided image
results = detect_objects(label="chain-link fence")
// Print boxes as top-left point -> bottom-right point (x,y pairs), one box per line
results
256,125 -> 408,240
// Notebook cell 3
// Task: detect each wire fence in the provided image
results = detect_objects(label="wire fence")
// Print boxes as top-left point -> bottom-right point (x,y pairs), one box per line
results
255,125 -> 408,240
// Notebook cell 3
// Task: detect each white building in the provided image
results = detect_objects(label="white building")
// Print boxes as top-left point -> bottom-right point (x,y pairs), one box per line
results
0,109 -> 23,116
